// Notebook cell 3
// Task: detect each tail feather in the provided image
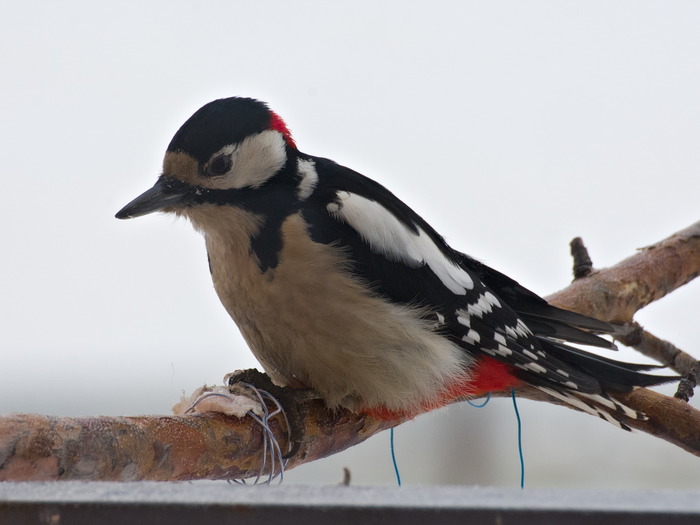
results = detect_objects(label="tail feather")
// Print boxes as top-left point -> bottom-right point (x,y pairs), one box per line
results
457,251 -> 677,430
533,385 -> 639,431
538,339 -> 676,390
523,315 -> 617,349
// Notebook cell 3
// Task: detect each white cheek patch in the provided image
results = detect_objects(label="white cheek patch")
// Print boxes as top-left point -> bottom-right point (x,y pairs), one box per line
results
328,191 -> 474,295
209,130 -> 287,190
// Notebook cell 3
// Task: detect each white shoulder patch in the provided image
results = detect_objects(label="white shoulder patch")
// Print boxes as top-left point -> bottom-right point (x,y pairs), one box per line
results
327,191 -> 474,294
296,158 -> 319,199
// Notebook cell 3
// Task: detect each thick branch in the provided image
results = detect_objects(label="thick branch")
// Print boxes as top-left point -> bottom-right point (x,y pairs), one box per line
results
1,221 -> 699,481
547,220 -> 700,323
0,404 -> 401,481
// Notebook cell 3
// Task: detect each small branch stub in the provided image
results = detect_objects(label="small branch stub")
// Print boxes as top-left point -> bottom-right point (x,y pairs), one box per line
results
676,365 -> 700,403
570,236 -> 594,279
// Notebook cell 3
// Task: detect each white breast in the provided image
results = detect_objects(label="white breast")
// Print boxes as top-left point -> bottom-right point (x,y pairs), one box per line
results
185,205 -> 472,412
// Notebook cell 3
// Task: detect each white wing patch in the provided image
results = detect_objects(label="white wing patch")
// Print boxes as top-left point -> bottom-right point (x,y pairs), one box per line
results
296,158 -> 319,199
328,191 -> 474,294
465,291 -> 501,317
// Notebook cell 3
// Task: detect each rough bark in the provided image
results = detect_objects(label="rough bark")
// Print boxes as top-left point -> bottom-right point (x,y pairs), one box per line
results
0,403 -> 397,481
546,220 -> 700,323
1,221 -> 699,481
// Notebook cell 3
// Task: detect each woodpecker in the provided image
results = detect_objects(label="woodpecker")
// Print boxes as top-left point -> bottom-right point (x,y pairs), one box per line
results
117,97 -> 669,429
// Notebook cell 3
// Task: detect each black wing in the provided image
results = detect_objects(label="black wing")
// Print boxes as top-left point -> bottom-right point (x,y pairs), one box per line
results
301,155 -> 670,395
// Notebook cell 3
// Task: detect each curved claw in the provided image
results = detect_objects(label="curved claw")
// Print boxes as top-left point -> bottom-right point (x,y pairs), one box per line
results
235,383 -> 292,484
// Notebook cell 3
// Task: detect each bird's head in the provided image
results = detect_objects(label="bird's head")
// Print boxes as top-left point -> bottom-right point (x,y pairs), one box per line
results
116,97 -> 297,220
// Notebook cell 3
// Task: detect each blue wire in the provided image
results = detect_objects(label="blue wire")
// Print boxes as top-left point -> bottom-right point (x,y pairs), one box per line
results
467,392 -> 491,408
390,427 -> 402,486
511,390 -> 525,489
389,392 -> 521,488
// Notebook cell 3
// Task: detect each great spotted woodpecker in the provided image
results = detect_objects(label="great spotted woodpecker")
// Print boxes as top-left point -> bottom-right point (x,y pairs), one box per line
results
117,97 -> 669,429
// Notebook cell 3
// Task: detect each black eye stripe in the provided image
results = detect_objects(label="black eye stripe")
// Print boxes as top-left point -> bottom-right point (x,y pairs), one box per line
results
206,154 -> 232,177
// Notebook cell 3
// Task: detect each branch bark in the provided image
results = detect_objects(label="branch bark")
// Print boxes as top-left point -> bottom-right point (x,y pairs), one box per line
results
0,403 -> 398,482
546,220 -> 700,323
1,221 -> 699,481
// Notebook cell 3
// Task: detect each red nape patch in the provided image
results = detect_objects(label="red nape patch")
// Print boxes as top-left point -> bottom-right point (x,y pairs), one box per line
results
269,111 -> 297,149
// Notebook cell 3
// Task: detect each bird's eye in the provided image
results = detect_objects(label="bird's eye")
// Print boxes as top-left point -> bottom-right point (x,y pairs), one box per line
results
207,154 -> 232,177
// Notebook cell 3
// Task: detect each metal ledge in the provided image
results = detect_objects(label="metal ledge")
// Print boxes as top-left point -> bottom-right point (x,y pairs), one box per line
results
1,482 -> 699,524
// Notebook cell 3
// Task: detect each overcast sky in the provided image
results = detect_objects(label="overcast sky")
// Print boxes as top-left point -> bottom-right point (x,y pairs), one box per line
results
1,1 -> 699,488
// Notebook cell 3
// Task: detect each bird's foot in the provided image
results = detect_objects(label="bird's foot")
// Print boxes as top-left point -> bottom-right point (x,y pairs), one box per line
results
225,369 -> 318,460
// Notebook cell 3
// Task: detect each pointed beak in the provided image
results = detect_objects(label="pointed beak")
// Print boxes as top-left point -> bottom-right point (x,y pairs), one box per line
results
115,176 -> 189,219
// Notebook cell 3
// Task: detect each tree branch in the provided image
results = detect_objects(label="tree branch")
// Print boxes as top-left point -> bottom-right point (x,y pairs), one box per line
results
1,221 -> 699,481
614,322 -> 700,401
490,387 -> 700,457
0,402 -> 400,481
547,220 -> 700,323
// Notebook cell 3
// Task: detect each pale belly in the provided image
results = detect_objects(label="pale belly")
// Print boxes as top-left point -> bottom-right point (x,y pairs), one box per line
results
191,205 -> 471,412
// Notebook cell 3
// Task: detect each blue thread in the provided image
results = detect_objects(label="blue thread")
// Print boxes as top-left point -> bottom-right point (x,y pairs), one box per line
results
467,392 -> 492,408
390,427 -> 402,486
511,390 -> 525,489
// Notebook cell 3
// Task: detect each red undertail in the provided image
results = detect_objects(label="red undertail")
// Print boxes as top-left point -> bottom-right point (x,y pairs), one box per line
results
366,357 -> 523,421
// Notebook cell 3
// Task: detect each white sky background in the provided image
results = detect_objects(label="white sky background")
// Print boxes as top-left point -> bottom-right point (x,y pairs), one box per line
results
1,1 -> 699,488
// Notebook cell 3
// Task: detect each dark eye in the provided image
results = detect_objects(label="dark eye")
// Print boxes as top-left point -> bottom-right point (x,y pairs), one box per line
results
207,154 -> 232,176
